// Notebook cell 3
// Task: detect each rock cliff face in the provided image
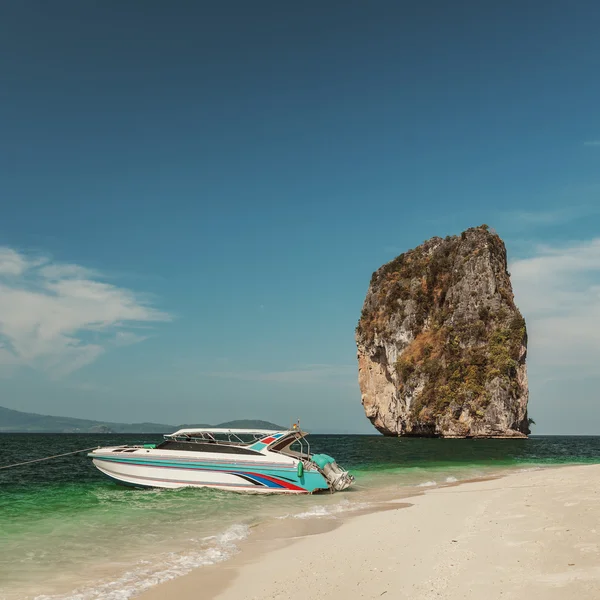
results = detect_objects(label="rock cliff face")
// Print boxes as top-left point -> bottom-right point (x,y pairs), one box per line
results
355,226 -> 529,438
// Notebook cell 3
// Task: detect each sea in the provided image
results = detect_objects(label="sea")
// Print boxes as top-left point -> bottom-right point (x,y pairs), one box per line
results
2,433 -> 600,600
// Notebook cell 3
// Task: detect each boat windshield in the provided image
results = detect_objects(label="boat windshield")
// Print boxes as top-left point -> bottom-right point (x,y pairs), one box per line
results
270,432 -> 311,459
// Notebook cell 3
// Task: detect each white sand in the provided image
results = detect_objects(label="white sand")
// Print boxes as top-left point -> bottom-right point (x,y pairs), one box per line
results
139,464 -> 600,600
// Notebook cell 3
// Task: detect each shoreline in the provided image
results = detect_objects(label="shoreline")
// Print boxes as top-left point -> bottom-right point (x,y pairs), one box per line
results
137,465 -> 600,600
0,459 -> 533,600
138,463 -> 600,599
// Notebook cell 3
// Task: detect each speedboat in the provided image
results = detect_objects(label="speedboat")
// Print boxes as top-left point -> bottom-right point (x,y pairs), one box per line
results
88,425 -> 354,494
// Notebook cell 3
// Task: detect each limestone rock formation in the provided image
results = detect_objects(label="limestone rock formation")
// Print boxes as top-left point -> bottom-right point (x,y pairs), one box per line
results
355,225 -> 529,438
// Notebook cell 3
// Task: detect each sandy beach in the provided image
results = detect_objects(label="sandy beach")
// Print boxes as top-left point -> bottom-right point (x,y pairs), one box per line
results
139,464 -> 600,600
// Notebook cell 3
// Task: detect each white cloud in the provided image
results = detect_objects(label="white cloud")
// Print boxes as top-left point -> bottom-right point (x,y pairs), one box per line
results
583,140 -> 600,147
206,364 -> 356,386
0,248 -> 32,276
510,239 -> 600,375
0,247 -> 171,376
39,263 -> 97,280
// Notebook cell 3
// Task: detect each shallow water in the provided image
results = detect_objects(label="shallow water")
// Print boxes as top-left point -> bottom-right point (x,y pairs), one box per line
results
1,434 -> 600,599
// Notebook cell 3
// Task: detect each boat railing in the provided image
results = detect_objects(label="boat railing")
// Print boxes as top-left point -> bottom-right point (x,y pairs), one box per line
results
296,431 -> 311,460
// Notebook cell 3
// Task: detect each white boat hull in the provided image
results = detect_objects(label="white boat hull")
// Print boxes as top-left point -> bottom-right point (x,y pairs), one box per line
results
92,457 -> 311,493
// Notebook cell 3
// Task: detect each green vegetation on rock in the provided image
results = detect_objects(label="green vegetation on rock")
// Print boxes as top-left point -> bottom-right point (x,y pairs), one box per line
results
356,225 -> 529,438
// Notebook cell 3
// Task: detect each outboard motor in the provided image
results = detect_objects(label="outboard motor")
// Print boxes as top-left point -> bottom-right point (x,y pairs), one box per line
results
311,454 -> 354,492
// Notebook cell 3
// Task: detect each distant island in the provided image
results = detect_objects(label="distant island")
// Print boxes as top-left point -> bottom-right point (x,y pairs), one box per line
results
0,406 -> 284,433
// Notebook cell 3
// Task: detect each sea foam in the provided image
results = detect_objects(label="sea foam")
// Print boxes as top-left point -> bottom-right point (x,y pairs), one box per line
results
277,498 -> 370,520
417,480 -> 437,487
33,524 -> 249,600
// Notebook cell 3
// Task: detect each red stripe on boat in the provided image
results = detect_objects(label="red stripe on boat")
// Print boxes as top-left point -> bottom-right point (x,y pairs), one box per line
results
245,471 -> 306,491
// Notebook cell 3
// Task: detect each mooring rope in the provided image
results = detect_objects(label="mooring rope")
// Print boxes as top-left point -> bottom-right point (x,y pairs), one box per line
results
0,446 -> 99,470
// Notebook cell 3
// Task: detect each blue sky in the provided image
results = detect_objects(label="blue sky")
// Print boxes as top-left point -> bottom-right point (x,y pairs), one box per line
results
1,1 -> 599,433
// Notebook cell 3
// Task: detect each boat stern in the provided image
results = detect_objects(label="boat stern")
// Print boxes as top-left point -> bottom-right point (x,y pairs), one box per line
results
311,454 -> 354,492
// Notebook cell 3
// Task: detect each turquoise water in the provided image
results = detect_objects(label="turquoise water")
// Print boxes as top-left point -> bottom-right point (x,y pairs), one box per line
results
2,434 -> 600,599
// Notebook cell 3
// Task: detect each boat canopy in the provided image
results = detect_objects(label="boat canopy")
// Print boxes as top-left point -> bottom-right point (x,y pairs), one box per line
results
164,427 -> 308,449
168,428 -> 287,437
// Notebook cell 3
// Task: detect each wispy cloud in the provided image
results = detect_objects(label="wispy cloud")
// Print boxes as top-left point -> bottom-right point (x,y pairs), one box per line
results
510,239 -> 600,376
0,248 -> 34,276
206,364 -> 356,386
114,331 -> 150,347
39,263 -> 98,280
501,203 -> 600,233
0,247 -> 171,377
509,207 -> 582,226
583,140 -> 600,147
494,181 -> 600,235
